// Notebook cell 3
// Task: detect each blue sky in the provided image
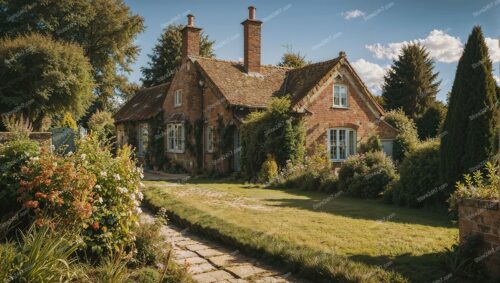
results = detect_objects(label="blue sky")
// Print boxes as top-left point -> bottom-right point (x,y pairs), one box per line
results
124,0 -> 500,102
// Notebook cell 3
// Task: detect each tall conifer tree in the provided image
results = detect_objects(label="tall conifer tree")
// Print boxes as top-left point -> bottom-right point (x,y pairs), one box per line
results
440,26 -> 498,185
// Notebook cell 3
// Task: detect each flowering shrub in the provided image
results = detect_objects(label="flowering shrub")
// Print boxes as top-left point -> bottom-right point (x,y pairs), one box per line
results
76,135 -> 143,256
258,154 -> 278,183
449,162 -> 499,210
18,148 -> 95,229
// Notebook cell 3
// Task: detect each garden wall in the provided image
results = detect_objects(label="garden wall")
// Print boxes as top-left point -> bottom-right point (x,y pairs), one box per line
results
458,198 -> 500,278
0,132 -> 52,146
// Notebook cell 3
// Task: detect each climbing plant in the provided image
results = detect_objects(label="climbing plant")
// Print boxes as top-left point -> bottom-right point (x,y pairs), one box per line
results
241,96 -> 305,179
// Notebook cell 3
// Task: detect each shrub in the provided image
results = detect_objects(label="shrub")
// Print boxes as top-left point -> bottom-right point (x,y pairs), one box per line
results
449,162 -> 499,210
392,139 -> 449,208
338,151 -> 398,198
273,144 -> 333,191
258,154 -> 278,183
441,234 -> 487,280
241,96 -> 305,178
0,137 -> 39,218
18,148 -> 96,229
415,102 -> 447,140
76,135 -> 143,257
383,110 -> 419,162
60,112 -> 78,130
88,110 -> 115,138
359,134 -> 383,153
133,217 -> 167,267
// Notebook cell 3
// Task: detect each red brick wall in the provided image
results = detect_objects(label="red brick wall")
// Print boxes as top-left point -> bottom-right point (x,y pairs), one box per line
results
163,61 -> 203,172
182,27 -> 201,59
202,83 -> 235,172
303,66 -> 397,157
458,199 -> 500,279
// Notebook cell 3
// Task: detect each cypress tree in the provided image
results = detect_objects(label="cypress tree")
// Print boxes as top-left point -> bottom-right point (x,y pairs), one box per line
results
440,26 -> 498,185
382,44 -> 440,118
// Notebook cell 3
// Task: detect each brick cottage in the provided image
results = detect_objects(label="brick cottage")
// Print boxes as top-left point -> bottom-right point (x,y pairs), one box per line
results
114,6 -> 397,173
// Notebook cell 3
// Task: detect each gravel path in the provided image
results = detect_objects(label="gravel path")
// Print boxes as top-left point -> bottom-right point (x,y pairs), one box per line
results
140,211 -> 306,283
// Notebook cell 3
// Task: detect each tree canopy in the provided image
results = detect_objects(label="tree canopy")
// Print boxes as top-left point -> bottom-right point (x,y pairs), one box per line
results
0,34 -> 94,131
277,51 -> 308,68
0,0 -> 144,111
382,44 -> 440,118
141,24 -> 215,87
440,26 -> 499,186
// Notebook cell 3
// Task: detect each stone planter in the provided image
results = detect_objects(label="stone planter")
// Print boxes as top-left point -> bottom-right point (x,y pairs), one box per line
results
458,198 -> 500,278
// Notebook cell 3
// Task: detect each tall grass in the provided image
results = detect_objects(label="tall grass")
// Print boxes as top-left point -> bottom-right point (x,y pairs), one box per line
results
0,225 -> 80,282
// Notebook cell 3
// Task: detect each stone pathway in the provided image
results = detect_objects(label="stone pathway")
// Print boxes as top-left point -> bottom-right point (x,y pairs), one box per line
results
140,211 -> 306,283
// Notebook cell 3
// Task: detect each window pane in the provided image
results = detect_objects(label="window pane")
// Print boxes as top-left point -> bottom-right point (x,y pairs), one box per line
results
349,130 -> 355,156
332,129 -> 337,160
339,130 -> 346,159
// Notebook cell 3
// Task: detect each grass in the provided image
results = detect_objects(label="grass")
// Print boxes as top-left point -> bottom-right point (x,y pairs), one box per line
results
144,179 -> 459,283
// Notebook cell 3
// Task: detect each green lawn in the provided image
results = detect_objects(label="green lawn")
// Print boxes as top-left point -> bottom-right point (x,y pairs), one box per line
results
144,180 -> 458,283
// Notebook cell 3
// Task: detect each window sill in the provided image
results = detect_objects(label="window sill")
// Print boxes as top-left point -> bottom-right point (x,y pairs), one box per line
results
174,105 -> 182,108
331,106 -> 349,109
167,150 -> 185,154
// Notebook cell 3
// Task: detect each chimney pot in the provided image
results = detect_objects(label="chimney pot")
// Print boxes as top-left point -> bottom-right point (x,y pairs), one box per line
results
187,14 -> 194,27
248,6 -> 256,20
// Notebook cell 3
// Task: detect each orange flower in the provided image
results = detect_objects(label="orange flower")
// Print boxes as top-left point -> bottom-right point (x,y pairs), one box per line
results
102,226 -> 107,232
24,200 -> 39,209
35,192 -> 47,199
35,218 -> 45,227
91,222 -> 99,231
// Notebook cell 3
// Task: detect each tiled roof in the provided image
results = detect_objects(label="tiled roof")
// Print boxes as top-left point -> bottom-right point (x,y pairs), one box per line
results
280,58 -> 342,105
194,57 -> 289,108
113,82 -> 170,123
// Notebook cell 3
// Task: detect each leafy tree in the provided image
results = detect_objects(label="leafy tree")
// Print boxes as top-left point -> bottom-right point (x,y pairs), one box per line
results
0,0 -> 145,111
415,101 -> 447,139
141,24 -> 214,87
88,110 -> 115,137
440,26 -> 499,186
0,34 -> 94,130
382,44 -> 440,118
278,51 -> 308,68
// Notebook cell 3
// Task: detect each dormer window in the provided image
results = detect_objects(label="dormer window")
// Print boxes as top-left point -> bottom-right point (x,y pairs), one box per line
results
333,84 -> 348,108
174,89 -> 182,107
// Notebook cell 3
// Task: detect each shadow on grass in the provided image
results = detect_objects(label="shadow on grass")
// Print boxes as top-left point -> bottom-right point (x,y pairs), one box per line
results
262,189 -> 455,228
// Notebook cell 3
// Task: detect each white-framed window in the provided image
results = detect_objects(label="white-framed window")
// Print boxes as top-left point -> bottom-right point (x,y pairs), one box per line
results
174,89 -> 182,107
206,126 -> 215,153
333,84 -> 348,108
327,128 -> 356,161
137,123 -> 149,157
167,123 -> 185,153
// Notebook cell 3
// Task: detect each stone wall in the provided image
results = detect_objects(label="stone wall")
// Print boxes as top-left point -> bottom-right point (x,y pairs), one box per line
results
458,198 -> 500,278
0,132 -> 52,146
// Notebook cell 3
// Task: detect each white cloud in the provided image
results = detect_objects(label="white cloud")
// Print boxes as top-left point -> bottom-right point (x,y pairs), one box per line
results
342,9 -> 365,20
366,30 -> 463,63
351,59 -> 389,94
494,74 -> 500,85
485,37 -> 500,63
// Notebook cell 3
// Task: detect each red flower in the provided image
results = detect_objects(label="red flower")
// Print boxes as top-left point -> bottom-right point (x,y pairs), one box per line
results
35,192 -> 47,199
91,222 -> 99,231
24,200 -> 39,209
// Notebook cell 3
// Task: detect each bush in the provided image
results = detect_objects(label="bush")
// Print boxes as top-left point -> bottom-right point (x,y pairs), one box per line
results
76,135 -> 143,257
338,151 -> 398,198
392,139 -> 449,208
415,102 -> 447,140
0,137 -> 39,218
18,148 -> 96,229
441,234 -> 487,280
359,134 -> 383,153
258,154 -> 278,183
88,110 -> 115,138
383,110 -> 419,162
449,162 -> 499,210
273,144 -> 334,191
60,112 -> 78,130
133,217 -> 167,267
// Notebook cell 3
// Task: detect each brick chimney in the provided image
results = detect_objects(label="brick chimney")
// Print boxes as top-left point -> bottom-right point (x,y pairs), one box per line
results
182,14 -> 202,60
241,6 -> 262,74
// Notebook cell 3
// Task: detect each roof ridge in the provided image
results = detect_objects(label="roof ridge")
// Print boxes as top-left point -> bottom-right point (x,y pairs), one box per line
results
192,55 -> 293,70
287,56 -> 341,72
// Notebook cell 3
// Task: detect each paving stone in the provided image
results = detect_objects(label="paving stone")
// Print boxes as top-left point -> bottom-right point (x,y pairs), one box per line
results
208,254 -> 248,268
186,243 -> 213,252
188,262 -> 217,274
175,256 -> 209,265
175,250 -> 199,259
225,264 -> 268,279
196,248 -> 225,257
191,270 -> 235,283
255,277 -> 292,283
176,240 -> 201,248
